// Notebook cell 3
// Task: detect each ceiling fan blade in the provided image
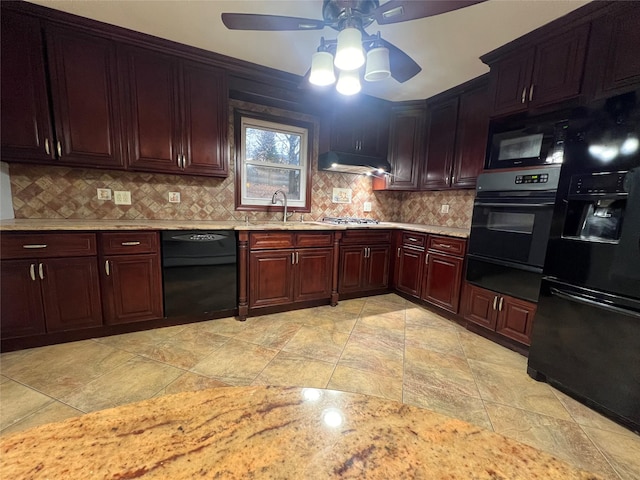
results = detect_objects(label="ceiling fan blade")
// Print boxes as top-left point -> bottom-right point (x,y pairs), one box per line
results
380,39 -> 422,83
372,0 -> 487,25
221,13 -> 325,31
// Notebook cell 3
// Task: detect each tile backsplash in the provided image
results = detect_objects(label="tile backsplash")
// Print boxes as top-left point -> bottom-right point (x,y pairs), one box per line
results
6,99 -> 473,228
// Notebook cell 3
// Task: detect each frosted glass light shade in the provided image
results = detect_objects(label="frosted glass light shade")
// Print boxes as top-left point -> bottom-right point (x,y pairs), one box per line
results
334,28 -> 365,71
309,51 -> 336,86
364,47 -> 391,82
336,69 -> 361,96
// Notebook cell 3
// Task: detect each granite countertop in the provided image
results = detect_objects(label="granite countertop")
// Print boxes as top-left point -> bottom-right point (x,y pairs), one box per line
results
0,219 -> 470,238
0,386 -> 600,479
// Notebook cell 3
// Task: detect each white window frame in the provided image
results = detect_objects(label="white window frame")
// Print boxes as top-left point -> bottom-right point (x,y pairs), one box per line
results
239,116 -> 309,208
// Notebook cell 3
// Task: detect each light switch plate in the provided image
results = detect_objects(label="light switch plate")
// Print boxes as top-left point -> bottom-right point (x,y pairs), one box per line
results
96,188 -> 111,201
114,191 -> 131,205
168,192 -> 181,203
363,201 -> 372,212
440,204 -> 450,214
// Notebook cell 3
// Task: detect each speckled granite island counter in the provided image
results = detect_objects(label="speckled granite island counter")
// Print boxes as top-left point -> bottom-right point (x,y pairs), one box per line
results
0,386 -> 600,479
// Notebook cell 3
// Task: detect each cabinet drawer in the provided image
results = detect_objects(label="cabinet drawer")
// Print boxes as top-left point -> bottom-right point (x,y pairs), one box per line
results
341,229 -> 392,245
1,233 -> 97,259
250,232 -> 294,250
295,232 -> 333,247
99,232 -> 158,255
401,232 -> 426,249
427,235 -> 466,256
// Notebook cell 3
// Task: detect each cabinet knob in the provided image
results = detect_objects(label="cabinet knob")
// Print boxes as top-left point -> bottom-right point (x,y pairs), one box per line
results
291,252 -> 295,264
56,141 -> 62,157
296,251 -> 299,264
105,260 -> 110,276
397,247 -> 401,258
493,296 -> 498,310
425,253 -> 429,265
177,154 -> 182,169
499,297 -> 504,311
38,263 -> 45,280
521,87 -> 527,104
529,85 -> 535,102
44,138 -> 51,155
29,263 -> 36,281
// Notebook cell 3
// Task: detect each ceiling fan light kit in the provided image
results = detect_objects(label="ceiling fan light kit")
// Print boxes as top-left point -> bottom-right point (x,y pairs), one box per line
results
222,0 -> 486,94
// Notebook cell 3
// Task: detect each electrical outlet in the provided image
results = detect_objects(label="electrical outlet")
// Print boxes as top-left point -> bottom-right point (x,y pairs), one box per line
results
440,204 -> 450,214
363,201 -> 372,212
168,192 -> 181,203
114,191 -> 131,205
96,188 -> 111,201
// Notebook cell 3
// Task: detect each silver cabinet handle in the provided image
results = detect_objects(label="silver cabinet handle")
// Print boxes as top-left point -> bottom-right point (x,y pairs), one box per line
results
29,263 -> 36,281
408,237 -> 417,242
291,252 -> 295,264
181,154 -> 186,169
397,247 -> 401,258
177,154 -> 182,169
521,87 -> 527,104
529,84 -> 534,102
44,138 -> 50,155
425,253 -> 429,265
499,297 -> 504,311
105,260 -> 110,276
121,241 -> 141,246
436,244 -> 452,249
56,141 -> 62,157
22,244 -> 47,249
295,251 -> 299,264
493,296 -> 498,310
38,263 -> 44,280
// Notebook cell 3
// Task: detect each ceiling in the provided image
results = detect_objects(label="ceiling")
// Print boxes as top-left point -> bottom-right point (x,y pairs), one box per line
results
27,0 -> 592,102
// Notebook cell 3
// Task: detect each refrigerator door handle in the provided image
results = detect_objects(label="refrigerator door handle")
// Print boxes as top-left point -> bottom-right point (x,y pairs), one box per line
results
549,287 -> 640,319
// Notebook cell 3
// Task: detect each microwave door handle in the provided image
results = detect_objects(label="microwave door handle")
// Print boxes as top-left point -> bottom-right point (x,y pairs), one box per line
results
549,287 -> 640,319
474,202 -> 555,208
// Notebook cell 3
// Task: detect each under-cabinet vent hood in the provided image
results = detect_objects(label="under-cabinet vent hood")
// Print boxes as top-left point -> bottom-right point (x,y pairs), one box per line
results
318,151 -> 391,176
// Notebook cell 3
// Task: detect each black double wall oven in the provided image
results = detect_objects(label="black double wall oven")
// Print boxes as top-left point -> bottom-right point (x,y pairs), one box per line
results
527,90 -> 640,432
466,167 -> 561,303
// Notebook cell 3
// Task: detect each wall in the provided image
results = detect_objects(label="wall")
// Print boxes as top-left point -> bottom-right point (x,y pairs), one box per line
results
399,190 -> 474,229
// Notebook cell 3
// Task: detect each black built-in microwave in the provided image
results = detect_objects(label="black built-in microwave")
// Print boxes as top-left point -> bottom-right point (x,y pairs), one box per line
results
487,115 -> 568,169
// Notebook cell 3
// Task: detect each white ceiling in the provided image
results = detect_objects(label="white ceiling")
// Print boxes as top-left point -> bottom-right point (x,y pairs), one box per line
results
28,0 -> 592,102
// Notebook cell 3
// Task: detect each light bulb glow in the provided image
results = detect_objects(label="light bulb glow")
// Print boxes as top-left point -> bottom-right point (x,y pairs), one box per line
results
621,136 -> 639,156
336,70 -> 361,96
309,51 -> 336,86
334,28 -> 364,71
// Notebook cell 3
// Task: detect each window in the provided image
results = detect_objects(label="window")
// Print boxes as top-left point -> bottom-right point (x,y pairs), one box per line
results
235,111 -> 313,212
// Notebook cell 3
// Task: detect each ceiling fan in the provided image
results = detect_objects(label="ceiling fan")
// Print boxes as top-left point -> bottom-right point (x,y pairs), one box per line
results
222,0 -> 486,93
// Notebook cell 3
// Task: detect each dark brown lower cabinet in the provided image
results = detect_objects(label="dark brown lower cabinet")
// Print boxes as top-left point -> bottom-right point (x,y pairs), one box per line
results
422,252 -> 463,314
462,282 -> 537,346
338,244 -> 390,295
0,255 -> 102,339
99,232 -> 163,325
395,247 -> 424,298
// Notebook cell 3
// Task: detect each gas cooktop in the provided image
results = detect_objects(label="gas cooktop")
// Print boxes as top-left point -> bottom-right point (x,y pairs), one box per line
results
322,217 -> 380,225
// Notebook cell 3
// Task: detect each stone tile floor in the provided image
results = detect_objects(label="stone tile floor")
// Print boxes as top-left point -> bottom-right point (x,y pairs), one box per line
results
1,294 -> 638,479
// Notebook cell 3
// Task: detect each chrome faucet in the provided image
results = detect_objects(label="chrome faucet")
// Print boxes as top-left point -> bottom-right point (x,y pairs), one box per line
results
271,189 -> 289,223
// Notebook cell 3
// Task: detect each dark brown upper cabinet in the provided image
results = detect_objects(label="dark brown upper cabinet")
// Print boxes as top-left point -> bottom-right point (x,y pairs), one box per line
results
486,23 -> 590,117
582,3 -> 640,100
0,11 -> 54,164
46,25 -> 124,168
121,46 -> 228,177
374,104 -> 425,191
328,99 -> 389,159
1,12 -> 124,168
421,97 -> 459,190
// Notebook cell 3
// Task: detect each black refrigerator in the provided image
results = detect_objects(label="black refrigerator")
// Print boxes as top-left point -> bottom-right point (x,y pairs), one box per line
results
527,90 -> 640,433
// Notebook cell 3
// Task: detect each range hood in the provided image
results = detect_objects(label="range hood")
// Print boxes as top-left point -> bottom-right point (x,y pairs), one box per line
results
318,151 -> 391,176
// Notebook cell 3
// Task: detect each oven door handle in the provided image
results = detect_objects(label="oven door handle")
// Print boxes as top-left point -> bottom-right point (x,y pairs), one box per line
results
549,287 -> 640,319
474,202 -> 555,208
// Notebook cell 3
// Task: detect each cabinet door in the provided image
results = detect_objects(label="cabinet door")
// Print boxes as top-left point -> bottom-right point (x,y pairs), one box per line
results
0,11 -> 54,163
462,283 -> 498,330
422,252 -> 463,314
101,254 -> 163,325
46,26 -> 123,168
122,46 -> 182,173
452,83 -> 489,189
583,4 -> 640,99
386,107 -> 424,190
0,260 -> 46,338
395,247 -> 424,298
488,49 -> 534,117
365,245 -> 390,290
40,257 -> 102,332
249,250 -> 295,308
529,24 -> 589,109
330,103 -> 388,157
496,295 -> 537,346
295,248 -> 333,302
338,246 -> 365,294
181,61 -> 228,177
421,97 -> 459,190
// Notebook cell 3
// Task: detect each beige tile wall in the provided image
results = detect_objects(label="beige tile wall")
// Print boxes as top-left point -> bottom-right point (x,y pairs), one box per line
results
7,100 -> 473,227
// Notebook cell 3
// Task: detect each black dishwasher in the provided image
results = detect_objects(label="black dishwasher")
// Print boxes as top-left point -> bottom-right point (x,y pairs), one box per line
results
162,230 -> 237,318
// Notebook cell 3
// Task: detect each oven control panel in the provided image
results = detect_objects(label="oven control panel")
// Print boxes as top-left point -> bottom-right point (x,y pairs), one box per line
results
515,173 -> 549,184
